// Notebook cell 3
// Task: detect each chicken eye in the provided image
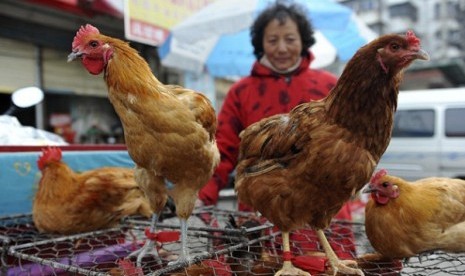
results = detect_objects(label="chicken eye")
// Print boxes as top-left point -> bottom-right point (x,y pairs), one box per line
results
382,182 -> 389,187
89,41 -> 99,48
390,43 -> 400,51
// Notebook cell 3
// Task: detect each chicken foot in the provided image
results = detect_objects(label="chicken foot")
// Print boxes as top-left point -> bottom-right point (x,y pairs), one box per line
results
129,213 -> 161,267
316,229 -> 364,276
275,231 -> 310,276
168,217 -> 191,266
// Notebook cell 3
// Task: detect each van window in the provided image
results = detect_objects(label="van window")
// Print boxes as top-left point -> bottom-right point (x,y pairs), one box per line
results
392,109 -> 435,137
445,108 -> 465,137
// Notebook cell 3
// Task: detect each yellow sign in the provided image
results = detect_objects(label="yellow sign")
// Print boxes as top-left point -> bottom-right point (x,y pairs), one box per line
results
124,0 -> 215,46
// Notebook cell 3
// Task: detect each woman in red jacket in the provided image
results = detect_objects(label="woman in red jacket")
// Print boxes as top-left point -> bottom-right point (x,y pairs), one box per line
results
200,2 -> 345,212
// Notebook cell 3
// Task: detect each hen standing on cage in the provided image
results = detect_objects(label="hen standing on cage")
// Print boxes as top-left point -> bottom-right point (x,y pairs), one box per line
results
68,24 -> 220,266
235,31 -> 429,276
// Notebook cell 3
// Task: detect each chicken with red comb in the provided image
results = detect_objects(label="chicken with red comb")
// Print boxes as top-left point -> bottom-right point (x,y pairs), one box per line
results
235,31 -> 428,276
68,24 -> 219,266
364,170 -> 465,259
33,147 -> 152,234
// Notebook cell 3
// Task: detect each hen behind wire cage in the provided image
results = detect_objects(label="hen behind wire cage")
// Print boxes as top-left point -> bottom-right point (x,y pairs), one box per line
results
1,207 -> 465,276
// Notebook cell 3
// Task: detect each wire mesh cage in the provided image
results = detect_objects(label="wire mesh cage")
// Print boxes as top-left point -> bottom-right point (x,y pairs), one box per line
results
0,213 -> 59,275
2,207 -> 465,275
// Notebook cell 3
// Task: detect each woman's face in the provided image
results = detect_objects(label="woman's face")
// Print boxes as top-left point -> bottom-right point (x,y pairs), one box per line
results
263,18 -> 303,71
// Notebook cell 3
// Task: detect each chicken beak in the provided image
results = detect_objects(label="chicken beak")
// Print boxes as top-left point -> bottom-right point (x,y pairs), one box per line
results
413,48 -> 429,60
67,51 -> 82,62
362,184 -> 375,193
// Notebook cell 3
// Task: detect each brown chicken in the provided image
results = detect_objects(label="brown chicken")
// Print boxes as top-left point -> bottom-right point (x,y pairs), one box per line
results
364,169 -> 465,259
68,24 -> 220,265
32,147 -> 152,234
235,31 -> 429,276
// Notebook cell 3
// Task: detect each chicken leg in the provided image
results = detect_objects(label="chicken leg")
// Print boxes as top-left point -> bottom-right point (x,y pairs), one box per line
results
167,217 -> 191,266
129,213 -> 161,267
316,229 -> 364,276
275,231 -> 310,276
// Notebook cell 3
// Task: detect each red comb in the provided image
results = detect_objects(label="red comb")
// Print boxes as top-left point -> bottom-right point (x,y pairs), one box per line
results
370,169 -> 387,185
72,24 -> 100,50
37,147 -> 62,170
406,30 -> 420,47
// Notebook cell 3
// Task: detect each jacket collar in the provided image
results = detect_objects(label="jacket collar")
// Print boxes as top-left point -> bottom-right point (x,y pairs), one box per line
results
251,52 -> 314,77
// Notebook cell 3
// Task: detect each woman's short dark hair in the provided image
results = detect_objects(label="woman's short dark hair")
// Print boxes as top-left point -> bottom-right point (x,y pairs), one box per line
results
251,1 -> 316,59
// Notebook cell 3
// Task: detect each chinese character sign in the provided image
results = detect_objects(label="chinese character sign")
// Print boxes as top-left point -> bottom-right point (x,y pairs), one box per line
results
124,0 -> 215,46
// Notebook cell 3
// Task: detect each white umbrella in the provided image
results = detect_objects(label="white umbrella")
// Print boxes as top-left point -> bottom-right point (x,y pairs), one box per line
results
159,0 -> 377,77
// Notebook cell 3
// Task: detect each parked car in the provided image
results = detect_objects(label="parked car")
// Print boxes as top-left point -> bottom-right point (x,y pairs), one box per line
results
220,88 -> 465,208
377,88 -> 465,180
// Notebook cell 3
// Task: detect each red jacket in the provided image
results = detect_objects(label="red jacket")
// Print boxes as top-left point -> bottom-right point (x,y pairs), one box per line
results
199,53 -> 345,213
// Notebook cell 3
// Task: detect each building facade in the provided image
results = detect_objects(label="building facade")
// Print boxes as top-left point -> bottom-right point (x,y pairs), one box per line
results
340,0 -> 465,89
0,0 -> 175,143
2,0 -> 465,143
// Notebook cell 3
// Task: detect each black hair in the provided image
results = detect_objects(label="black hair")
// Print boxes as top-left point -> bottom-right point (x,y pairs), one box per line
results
250,0 -> 316,60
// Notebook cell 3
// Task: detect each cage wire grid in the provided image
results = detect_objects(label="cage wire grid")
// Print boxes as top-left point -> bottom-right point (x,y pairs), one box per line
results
1,208 -> 465,275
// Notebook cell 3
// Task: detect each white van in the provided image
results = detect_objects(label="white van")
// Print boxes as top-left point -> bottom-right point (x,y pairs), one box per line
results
377,88 -> 465,180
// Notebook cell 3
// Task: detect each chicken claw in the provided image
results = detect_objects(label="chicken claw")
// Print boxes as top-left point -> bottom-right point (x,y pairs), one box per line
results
316,230 -> 364,276
129,213 -> 161,266
327,259 -> 364,276
274,261 -> 310,276
274,231 -> 311,276
131,239 -> 160,266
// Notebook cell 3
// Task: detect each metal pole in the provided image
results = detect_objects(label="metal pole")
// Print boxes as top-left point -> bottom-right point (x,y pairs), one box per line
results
35,45 -> 44,129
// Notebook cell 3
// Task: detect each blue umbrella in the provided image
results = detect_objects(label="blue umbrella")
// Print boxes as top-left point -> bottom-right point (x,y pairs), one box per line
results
159,0 -> 377,77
